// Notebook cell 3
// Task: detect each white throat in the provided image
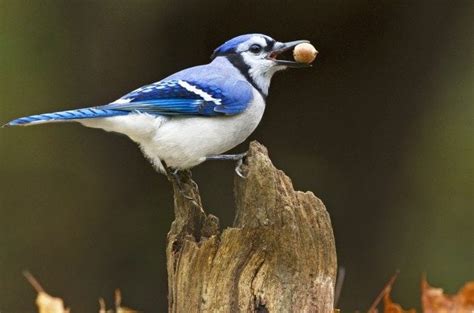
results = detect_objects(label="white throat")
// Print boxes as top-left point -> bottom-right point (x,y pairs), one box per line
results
241,53 -> 284,96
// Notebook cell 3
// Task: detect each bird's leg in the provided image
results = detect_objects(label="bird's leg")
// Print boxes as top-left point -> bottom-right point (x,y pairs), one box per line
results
168,168 -> 195,200
205,153 -> 247,161
206,152 -> 247,178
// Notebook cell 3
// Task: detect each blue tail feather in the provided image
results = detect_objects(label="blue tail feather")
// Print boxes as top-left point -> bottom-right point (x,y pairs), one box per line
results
4,107 -> 129,127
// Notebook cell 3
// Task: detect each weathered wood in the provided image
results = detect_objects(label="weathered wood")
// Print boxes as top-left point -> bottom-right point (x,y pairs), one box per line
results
166,141 -> 337,313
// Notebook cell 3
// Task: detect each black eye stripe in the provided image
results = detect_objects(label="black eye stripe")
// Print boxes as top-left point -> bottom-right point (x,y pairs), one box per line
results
264,38 -> 275,51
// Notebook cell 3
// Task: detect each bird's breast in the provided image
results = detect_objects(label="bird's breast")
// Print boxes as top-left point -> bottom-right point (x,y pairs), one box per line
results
81,89 -> 266,171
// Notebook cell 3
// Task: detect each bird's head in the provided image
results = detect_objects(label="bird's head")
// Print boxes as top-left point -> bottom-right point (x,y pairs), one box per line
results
211,33 -> 311,96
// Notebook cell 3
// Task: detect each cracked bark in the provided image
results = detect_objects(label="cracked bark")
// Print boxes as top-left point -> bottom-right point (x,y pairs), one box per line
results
166,141 -> 337,313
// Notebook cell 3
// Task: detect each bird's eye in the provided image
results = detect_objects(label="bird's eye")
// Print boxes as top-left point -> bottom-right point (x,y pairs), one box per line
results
249,44 -> 263,54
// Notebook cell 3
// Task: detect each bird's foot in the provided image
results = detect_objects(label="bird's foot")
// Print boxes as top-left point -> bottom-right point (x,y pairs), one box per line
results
169,168 -> 195,200
206,152 -> 248,178
235,156 -> 246,178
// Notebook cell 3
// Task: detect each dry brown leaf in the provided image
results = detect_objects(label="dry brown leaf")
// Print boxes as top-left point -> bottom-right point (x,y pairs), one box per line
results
99,298 -> 107,313
383,289 -> 416,313
422,277 -> 474,313
457,282 -> 474,309
36,292 -> 69,313
23,271 -> 70,313
115,289 -> 139,313
117,306 -> 139,313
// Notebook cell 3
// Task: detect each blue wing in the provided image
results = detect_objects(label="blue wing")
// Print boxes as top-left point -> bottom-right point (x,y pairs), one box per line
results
101,78 -> 253,116
4,63 -> 255,127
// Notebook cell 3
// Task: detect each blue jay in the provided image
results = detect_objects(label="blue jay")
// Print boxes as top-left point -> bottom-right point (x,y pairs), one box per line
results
5,34 -> 310,176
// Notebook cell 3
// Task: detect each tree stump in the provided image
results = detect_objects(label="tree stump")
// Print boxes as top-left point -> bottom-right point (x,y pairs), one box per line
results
166,141 -> 337,313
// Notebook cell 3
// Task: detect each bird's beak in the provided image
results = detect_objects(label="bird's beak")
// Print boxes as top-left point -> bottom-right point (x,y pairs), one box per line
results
268,40 -> 312,68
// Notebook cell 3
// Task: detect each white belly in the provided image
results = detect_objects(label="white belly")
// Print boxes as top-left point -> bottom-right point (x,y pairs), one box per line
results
80,89 -> 265,172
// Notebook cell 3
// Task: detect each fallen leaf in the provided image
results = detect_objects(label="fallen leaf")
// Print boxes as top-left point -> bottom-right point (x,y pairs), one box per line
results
99,298 -> 107,313
422,277 -> 474,313
457,282 -> 474,309
36,292 -> 69,313
23,271 -> 70,313
115,289 -> 139,313
383,289 -> 416,313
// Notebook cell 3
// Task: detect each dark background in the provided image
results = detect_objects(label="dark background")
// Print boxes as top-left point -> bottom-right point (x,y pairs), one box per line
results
0,0 -> 472,312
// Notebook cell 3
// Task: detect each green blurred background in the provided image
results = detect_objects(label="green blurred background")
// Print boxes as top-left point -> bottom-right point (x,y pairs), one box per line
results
0,0 -> 472,312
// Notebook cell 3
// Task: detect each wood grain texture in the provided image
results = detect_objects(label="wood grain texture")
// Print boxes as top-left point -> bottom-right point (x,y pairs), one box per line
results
166,141 -> 337,313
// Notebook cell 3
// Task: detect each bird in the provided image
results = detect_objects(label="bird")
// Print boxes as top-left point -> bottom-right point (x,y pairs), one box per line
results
4,33 -> 311,177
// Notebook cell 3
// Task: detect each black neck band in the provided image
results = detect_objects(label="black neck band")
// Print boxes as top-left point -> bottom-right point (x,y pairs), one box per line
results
225,54 -> 266,98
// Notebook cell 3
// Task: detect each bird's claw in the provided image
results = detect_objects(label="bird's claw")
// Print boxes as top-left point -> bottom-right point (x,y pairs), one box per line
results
205,152 -> 248,178
170,168 -> 195,200
235,157 -> 246,178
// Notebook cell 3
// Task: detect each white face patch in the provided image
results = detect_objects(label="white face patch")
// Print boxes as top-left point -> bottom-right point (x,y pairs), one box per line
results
178,80 -> 222,105
241,53 -> 284,95
233,35 -> 286,95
